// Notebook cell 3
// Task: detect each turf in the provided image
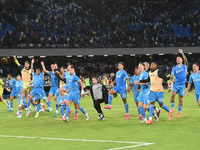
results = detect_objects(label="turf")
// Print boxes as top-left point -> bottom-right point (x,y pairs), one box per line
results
0,90 -> 200,150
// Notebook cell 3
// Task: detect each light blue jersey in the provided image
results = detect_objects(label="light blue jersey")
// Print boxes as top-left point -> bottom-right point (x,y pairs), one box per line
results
49,71 -> 59,88
68,74 -> 81,94
63,71 -> 76,90
130,75 -> 139,93
115,69 -> 128,90
171,64 -> 187,85
33,72 -> 44,87
130,75 -> 139,103
9,78 -> 17,92
15,80 -> 23,95
139,71 -> 150,93
189,71 -> 200,95
30,72 -> 44,99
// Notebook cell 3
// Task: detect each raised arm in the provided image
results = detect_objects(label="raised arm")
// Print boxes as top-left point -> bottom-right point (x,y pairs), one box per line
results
31,58 -> 35,72
13,55 -> 20,67
55,71 -> 65,80
41,61 -> 50,74
179,49 -> 188,66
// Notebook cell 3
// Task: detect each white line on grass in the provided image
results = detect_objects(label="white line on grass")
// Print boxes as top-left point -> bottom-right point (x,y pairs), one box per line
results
0,135 -> 154,150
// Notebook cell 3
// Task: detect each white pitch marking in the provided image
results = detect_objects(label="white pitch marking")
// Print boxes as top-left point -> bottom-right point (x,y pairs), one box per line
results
0,135 -> 154,150
108,143 -> 154,150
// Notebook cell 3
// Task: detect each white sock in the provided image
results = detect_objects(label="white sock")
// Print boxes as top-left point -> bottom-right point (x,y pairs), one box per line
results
149,117 -> 152,120
155,107 -> 159,112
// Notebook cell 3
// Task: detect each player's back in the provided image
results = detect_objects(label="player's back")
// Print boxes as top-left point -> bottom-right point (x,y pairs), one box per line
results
49,71 -> 59,88
172,64 -> 187,84
131,75 -> 139,92
116,69 -> 128,89
16,80 -> 23,94
9,78 -> 17,91
33,72 -> 44,88
139,71 -> 150,92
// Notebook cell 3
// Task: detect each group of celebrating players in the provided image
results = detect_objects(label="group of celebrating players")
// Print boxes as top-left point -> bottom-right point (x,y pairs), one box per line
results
0,49 -> 200,124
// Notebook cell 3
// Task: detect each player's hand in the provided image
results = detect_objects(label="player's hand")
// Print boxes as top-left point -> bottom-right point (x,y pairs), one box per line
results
31,58 -> 35,63
186,91 -> 189,96
134,81 -> 139,85
171,79 -> 175,83
81,94 -> 85,98
137,89 -> 140,93
13,55 -> 16,58
41,61 -> 44,66
55,71 -> 59,75
178,49 -> 183,53
127,88 -> 130,93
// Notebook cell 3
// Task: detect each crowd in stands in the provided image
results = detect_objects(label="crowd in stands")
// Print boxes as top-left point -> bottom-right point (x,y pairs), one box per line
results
0,0 -> 200,48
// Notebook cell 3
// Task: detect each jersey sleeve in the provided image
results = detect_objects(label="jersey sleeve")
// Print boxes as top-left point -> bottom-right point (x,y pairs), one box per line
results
189,75 -> 193,83
130,77 -> 133,84
0,79 -> 4,85
124,72 -> 129,79
74,76 -> 81,82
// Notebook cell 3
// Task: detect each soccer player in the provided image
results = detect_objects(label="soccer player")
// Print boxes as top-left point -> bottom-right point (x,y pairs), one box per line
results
187,62 -> 200,106
15,75 -> 23,117
144,62 -> 161,117
26,59 -> 44,118
54,66 -> 68,118
138,62 -> 171,124
13,55 -> 32,107
104,62 -> 130,120
61,65 -> 89,122
0,78 -> 9,109
7,73 -> 18,112
130,67 -> 141,118
56,64 -> 77,119
41,61 -> 59,112
169,49 -> 188,120
134,62 -> 150,123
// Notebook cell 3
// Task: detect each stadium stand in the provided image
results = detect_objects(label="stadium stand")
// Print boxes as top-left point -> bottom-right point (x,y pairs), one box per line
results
0,0 -> 200,48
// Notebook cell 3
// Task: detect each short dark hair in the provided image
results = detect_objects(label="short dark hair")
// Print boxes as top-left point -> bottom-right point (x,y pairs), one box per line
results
93,77 -> 98,81
70,64 -> 74,69
152,61 -> 158,66
118,62 -> 125,67
135,66 -> 138,69
17,74 -> 21,77
8,73 -> 12,77
35,68 -> 41,71
177,54 -> 183,60
25,61 -> 30,64
193,62 -> 199,67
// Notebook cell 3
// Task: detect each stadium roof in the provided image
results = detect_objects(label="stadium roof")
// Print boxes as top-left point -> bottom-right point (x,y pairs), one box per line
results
0,47 -> 199,57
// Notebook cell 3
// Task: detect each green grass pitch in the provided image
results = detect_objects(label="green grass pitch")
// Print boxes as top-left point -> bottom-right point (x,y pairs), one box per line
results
0,89 -> 199,150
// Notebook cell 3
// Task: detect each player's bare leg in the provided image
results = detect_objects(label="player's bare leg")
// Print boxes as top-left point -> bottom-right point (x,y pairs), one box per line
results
177,95 -> 183,118
169,91 -> 176,120
8,95 -> 14,112
104,89 -> 116,109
